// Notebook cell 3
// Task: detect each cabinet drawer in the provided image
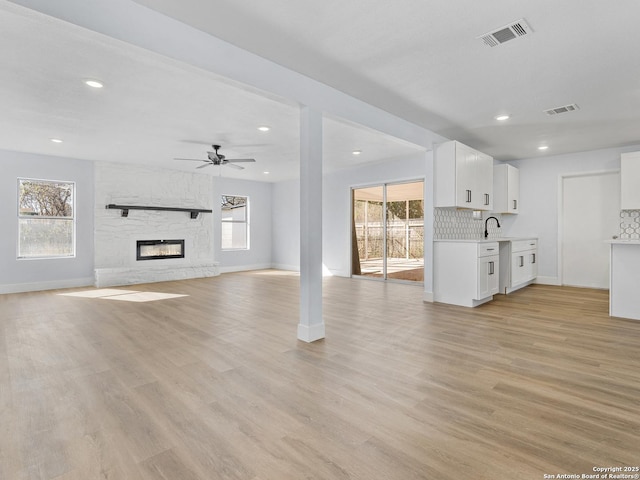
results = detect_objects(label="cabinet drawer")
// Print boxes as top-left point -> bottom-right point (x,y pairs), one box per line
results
512,239 -> 537,252
478,242 -> 499,257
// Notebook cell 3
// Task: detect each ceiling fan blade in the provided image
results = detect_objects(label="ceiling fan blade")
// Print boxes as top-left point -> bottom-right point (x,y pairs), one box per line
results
227,158 -> 256,163
226,163 -> 244,170
196,163 -> 212,169
174,158 -> 209,162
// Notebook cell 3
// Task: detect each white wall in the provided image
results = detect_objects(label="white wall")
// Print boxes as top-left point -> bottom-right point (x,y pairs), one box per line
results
271,152 -> 433,295
323,154 -> 430,276
0,150 -> 95,293
502,144 -> 640,284
213,176 -> 273,273
271,178 -> 300,271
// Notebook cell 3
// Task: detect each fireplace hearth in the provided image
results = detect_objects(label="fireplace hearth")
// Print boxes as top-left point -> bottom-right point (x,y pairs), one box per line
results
137,239 -> 185,260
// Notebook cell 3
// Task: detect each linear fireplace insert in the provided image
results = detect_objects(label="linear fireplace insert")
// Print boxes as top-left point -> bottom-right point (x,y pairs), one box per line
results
136,239 -> 185,261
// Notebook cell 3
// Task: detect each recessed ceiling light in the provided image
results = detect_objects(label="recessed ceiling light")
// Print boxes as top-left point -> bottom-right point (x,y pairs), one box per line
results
495,114 -> 510,121
352,150 -> 362,155
50,138 -> 63,143
263,171 -> 270,175
257,126 -> 270,132
84,79 -> 104,88
538,145 -> 549,151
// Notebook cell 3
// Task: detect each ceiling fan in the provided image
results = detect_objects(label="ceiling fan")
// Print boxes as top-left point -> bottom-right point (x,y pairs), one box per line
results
174,145 -> 256,170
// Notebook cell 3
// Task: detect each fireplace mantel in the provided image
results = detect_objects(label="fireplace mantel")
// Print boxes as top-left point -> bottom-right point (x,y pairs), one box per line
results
105,204 -> 212,219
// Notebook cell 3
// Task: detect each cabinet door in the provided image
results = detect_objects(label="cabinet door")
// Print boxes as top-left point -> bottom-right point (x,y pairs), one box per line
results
487,255 -> 499,295
511,251 -> 527,286
511,248 -> 537,286
493,164 -> 518,214
456,143 -> 476,208
475,152 -> 494,210
508,165 -> 519,213
621,152 -> 640,209
529,249 -> 538,279
477,255 -> 499,299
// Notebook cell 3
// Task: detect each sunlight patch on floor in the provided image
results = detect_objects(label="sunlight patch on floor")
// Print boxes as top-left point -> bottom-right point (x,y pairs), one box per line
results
252,269 -> 300,276
59,289 -> 188,302
103,292 -> 188,302
59,288 -> 140,298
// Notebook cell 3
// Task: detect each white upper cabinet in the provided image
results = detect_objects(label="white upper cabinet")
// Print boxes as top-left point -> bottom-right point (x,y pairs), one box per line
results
621,151 -> 640,210
435,140 -> 493,210
493,164 -> 519,214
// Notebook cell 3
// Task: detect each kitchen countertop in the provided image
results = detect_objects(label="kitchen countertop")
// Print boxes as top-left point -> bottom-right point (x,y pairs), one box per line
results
607,239 -> 640,245
434,237 -> 537,243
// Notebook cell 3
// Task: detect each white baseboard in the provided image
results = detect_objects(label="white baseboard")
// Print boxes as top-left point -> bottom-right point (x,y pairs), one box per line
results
297,322 -> 325,343
0,276 -> 94,295
535,276 -> 561,286
326,269 -> 349,277
219,263 -> 273,274
271,263 -> 300,272
423,291 -> 434,303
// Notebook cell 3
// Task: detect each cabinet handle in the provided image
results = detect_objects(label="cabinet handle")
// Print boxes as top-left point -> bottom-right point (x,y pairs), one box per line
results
519,255 -> 524,267
487,248 -> 495,251
513,199 -> 517,210
485,193 -> 490,205
466,190 -> 472,203
489,261 -> 495,275
531,253 -> 536,264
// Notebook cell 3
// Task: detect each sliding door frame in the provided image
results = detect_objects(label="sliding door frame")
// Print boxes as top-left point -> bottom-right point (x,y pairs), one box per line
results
350,177 -> 425,284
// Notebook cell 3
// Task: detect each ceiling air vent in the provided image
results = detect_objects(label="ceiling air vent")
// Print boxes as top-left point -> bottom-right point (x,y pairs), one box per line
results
544,104 -> 580,116
478,19 -> 532,47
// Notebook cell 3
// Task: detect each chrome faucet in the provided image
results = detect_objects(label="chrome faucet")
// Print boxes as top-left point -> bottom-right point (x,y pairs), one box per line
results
484,216 -> 501,238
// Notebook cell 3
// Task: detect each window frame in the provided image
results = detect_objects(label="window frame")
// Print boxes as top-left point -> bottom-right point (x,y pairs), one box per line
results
17,177 -> 76,260
220,194 -> 250,251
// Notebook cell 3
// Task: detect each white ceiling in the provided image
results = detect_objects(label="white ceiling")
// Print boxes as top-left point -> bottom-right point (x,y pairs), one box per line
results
0,1 -> 424,182
3,0 -> 640,182
132,0 -> 640,159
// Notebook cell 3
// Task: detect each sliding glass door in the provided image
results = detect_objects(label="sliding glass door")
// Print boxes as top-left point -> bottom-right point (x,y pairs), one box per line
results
352,180 -> 424,283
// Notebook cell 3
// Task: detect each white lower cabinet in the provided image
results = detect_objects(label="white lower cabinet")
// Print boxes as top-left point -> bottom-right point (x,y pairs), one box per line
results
499,239 -> 538,294
434,241 -> 499,307
609,241 -> 640,320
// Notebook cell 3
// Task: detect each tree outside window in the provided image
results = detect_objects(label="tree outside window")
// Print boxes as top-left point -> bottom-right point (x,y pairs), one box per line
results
18,178 -> 75,258
221,195 -> 249,250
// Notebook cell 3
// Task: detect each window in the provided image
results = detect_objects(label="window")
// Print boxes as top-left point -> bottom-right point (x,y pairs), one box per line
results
221,195 -> 249,250
18,178 -> 75,258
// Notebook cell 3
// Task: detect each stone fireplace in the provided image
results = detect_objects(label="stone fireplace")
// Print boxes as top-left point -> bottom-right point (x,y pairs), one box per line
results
94,162 -> 219,287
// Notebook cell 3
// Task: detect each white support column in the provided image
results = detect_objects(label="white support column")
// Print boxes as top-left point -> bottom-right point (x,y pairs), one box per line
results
423,149 -> 435,303
298,105 -> 325,342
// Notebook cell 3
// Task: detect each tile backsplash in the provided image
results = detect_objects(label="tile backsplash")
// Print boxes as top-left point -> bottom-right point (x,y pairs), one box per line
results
434,208 -> 502,240
620,210 -> 640,239
434,208 -> 640,241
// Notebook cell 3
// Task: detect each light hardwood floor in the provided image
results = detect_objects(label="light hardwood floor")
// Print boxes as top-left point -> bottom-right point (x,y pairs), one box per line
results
1,271 -> 639,479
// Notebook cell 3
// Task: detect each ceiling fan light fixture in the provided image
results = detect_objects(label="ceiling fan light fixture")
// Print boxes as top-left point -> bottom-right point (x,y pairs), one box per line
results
175,144 -> 256,170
